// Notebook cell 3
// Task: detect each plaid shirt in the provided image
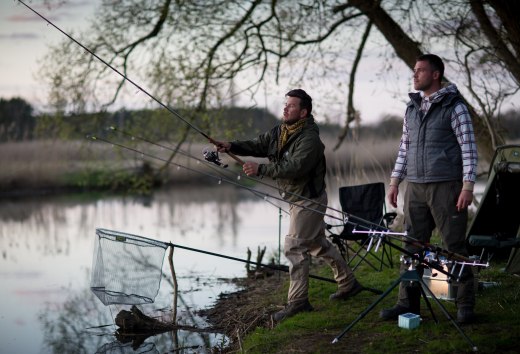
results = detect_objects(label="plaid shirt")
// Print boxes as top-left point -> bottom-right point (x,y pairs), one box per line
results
391,85 -> 478,183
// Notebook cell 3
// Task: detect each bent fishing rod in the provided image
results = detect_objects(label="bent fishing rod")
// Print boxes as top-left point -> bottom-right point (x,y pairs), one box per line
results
18,0 -> 244,166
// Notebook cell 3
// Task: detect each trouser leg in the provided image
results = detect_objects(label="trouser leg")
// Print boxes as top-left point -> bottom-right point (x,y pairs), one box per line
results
285,193 -> 325,304
398,182 -> 435,309
284,234 -> 310,305
308,226 -> 356,291
398,181 -> 475,310
430,181 -> 475,309
285,192 -> 356,304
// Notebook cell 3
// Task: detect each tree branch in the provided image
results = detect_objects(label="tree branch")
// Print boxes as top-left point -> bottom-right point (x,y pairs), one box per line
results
200,0 -> 264,109
469,0 -> 520,84
333,20 -> 372,151
105,0 -> 172,107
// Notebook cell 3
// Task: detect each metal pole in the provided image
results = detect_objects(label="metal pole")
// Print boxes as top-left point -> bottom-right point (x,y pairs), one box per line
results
278,207 -> 282,266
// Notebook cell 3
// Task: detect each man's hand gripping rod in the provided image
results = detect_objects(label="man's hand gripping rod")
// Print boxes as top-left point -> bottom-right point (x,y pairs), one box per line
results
206,137 -> 244,166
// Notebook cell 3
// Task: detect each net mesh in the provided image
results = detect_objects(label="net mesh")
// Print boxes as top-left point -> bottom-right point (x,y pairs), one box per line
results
91,228 -> 168,305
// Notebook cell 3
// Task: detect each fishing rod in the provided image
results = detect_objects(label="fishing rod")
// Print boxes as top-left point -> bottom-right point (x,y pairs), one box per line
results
17,0 -> 244,166
19,0 -> 395,236
105,126 -> 292,215
20,0 -> 347,221
107,125 -> 350,217
92,132 -> 399,235
19,0 -> 396,235
88,134 -> 346,223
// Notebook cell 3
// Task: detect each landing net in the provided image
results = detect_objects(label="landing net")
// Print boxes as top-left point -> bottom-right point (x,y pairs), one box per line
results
90,228 -> 168,305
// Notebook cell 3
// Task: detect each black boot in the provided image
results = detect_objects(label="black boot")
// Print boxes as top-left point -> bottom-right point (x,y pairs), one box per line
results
272,300 -> 314,322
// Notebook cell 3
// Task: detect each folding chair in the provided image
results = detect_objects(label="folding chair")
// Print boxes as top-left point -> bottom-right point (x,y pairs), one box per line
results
327,182 -> 396,271
467,145 -> 520,263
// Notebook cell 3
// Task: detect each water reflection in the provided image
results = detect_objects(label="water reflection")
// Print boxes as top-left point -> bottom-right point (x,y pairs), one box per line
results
0,185 -> 287,353
38,271 -> 228,354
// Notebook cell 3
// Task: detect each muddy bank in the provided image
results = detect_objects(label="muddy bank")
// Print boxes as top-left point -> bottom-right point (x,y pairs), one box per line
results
199,274 -> 286,352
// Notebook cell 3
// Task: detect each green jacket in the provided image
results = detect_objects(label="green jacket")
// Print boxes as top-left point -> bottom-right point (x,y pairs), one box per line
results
230,115 -> 326,202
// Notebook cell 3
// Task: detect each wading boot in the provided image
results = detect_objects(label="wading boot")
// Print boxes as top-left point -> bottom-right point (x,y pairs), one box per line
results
379,304 -> 411,321
272,300 -> 314,322
457,307 -> 475,324
329,281 -> 364,300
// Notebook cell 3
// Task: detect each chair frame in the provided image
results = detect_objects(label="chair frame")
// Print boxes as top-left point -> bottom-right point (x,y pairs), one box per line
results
326,182 -> 396,272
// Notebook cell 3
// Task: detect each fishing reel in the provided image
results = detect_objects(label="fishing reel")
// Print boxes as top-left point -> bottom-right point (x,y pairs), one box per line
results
203,148 -> 228,168
400,255 -> 421,270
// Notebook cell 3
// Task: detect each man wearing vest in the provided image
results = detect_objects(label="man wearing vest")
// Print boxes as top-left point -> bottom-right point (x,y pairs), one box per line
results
380,54 -> 478,324
215,89 -> 363,322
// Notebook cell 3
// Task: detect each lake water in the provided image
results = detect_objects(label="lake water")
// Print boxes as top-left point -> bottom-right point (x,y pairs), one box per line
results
0,185 -> 300,354
0,176 -> 486,354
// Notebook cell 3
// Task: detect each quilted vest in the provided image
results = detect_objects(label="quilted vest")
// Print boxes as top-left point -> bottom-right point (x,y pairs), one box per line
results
405,92 -> 463,183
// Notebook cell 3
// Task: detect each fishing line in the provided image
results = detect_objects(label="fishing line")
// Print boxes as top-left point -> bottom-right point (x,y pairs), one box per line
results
18,0 -> 360,223
105,126 -> 291,215
17,0 -> 244,165
90,133 -> 396,235
88,134 -> 345,222
107,126 -> 349,217
19,0 -> 392,234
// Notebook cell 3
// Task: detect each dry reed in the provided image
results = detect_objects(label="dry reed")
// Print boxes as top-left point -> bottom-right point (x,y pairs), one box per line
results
0,137 -> 400,192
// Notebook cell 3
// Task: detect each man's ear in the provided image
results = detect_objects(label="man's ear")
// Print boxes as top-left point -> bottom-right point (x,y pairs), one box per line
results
433,70 -> 441,82
300,108 -> 308,119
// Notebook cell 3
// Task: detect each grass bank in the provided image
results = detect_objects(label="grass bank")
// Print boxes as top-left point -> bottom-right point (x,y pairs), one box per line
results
208,241 -> 519,354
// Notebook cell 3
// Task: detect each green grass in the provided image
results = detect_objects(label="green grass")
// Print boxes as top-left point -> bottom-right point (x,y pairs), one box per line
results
240,241 -> 520,354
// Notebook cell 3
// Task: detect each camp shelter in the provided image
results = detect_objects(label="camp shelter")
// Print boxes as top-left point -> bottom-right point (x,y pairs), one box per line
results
466,145 -> 520,273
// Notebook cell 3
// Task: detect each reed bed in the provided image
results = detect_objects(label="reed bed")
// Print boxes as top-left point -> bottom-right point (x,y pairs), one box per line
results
0,136 -> 400,193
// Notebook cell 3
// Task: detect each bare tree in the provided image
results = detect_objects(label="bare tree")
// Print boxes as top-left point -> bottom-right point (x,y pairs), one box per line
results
39,0 -> 520,162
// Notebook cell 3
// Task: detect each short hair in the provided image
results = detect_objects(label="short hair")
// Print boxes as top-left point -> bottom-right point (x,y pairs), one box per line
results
286,89 -> 312,116
417,54 -> 444,82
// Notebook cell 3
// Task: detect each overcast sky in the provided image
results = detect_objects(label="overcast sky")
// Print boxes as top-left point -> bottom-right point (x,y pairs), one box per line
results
0,1 -> 424,125
1,1 -> 93,102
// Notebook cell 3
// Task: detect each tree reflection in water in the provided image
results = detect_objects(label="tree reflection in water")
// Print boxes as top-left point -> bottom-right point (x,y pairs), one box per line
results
39,270 -> 229,353
1,185 -> 285,353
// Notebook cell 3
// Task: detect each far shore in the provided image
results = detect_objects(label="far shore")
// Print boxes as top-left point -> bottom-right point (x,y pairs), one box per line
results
3,135 -> 506,198
0,137 -> 402,197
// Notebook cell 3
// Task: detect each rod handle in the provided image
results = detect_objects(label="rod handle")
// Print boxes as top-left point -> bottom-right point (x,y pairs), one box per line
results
207,137 -> 245,165
226,151 -> 245,165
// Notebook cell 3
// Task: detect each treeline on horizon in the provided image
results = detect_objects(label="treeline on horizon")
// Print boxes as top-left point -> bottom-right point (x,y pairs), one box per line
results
1,97 -> 519,143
